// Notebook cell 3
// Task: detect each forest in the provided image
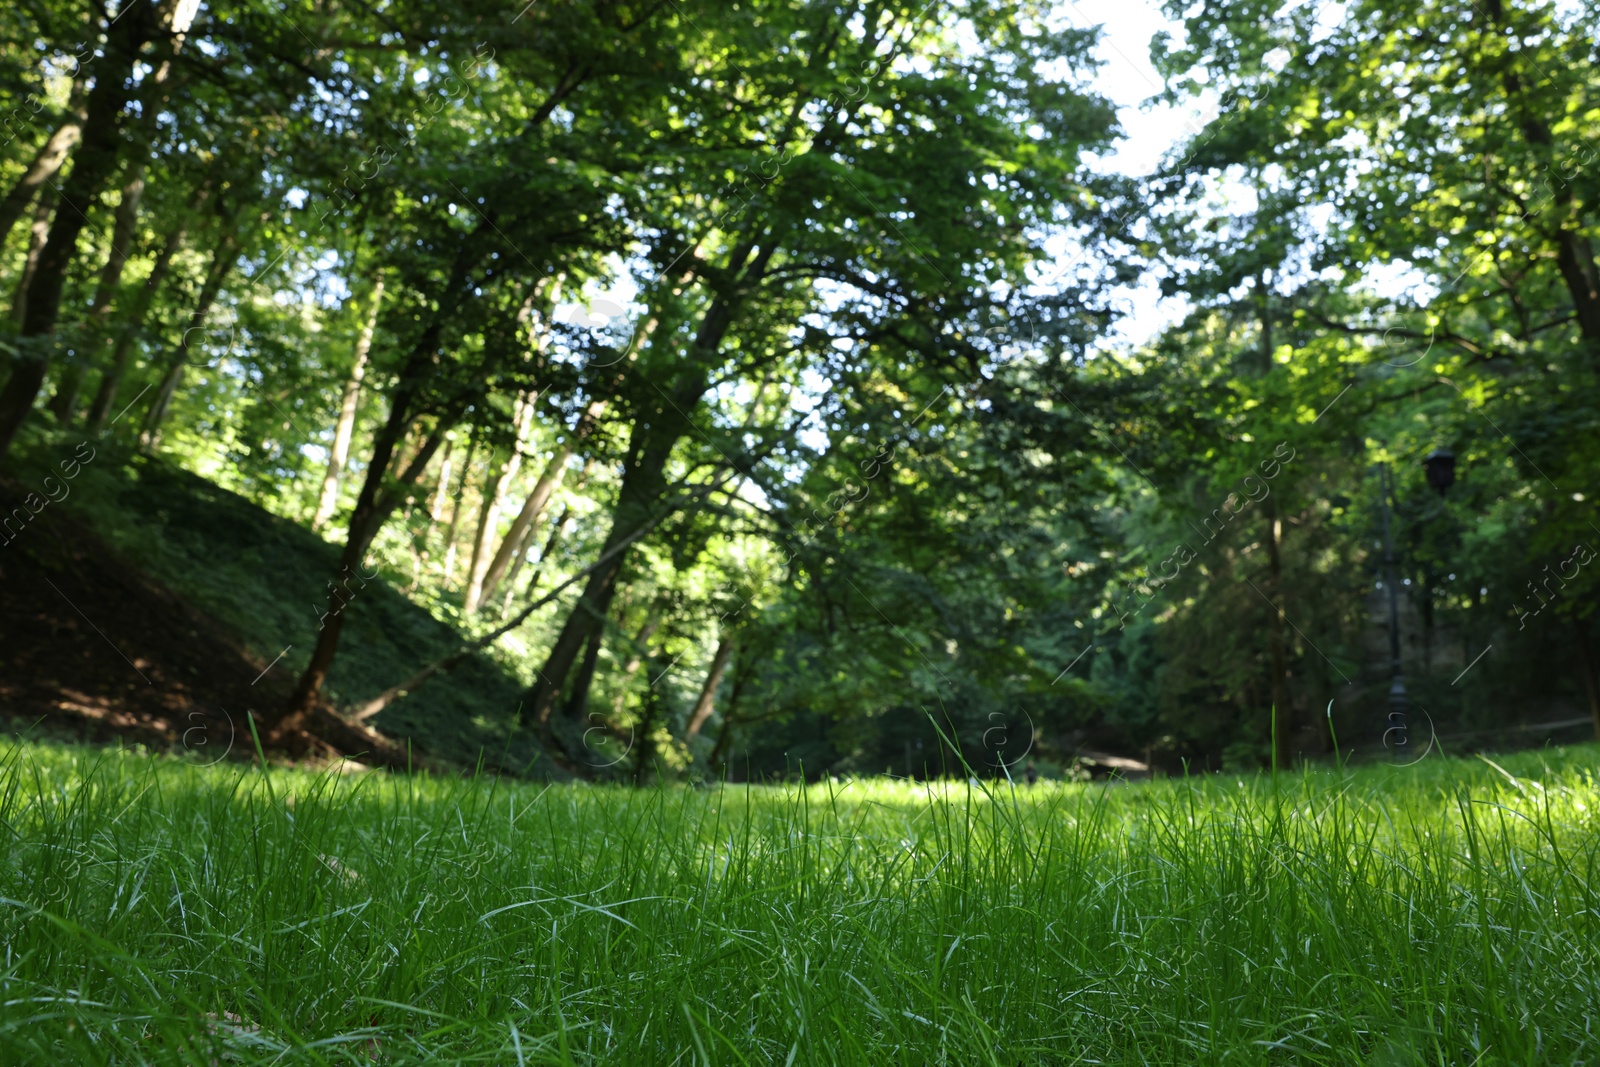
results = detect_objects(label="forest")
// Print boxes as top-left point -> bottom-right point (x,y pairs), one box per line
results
4,1 -> 1600,1062
1,0 -> 1598,783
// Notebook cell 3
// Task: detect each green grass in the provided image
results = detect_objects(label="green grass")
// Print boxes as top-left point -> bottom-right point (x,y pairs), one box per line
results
2,740 -> 1598,1065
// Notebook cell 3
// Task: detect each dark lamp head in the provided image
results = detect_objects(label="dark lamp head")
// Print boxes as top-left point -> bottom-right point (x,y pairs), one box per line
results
1423,448 -> 1455,496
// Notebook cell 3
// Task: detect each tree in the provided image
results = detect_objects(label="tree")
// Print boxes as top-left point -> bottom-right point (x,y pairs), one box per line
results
275,0 -> 705,740
0,0 -> 196,463
521,0 -> 1120,761
312,276 -> 383,530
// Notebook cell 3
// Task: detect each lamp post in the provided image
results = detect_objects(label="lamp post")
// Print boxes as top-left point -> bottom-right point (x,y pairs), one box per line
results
1378,463 -> 1408,759
1379,449 -> 1457,760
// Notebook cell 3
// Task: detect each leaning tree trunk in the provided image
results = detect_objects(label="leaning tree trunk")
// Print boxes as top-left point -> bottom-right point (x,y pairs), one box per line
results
463,390 -> 538,612
707,657 -> 752,774
524,413 -> 692,735
476,400 -> 606,613
502,501 -> 576,617
8,192 -> 55,323
563,625 -> 608,729
429,436 -> 455,521
84,212 -> 191,434
276,240 -> 485,739
473,441 -> 571,611
139,220 -> 243,448
47,35 -> 179,427
273,377 -> 459,745
685,634 -> 735,740
0,1 -> 154,466
313,276 -> 384,529
467,288 -> 593,612
495,512 -> 549,617
0,111 -> 83,248
497,463 -> 593,619
441,428 -> 481,585
48,164 -> 146,423
461,450 -> 508,609
521,253 -> 761,734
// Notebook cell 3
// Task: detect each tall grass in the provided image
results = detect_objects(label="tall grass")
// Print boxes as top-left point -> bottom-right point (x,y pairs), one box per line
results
1,741 -> 1597,1064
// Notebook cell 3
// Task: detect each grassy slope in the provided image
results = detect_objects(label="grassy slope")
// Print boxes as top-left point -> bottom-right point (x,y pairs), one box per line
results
2,739 -> 1597,1064
4,430 -> 548,774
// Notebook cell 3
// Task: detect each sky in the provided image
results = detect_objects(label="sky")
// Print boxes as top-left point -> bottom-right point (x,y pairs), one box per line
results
1051,0 -> 1202,350
1060,0 -> 1196,176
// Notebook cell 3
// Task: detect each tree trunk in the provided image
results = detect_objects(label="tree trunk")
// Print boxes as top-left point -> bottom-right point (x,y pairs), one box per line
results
506,502 -> 575,616
705,651 -> 758,778
473,440 -> 573,611
685,635 -> 735,740
468,288 -> 596,612
462,450 -> 507,609
85,212 -> 191,434
139,220 -> 243,448
0,114 -> 83,248
0,2 -> 153,465
274,398 -> 457,743
9,192 -> 55,323
1554,230 -> 1600,344
505,460 -> 595,610
1574,618 -> 1600,741
521,249 -> 764,734
429,436 -> 455,521
709,714 -> 737,777
496,521 -> 544,617
524,422 -> 680,733
48,164 -> 146,424
313,276 -> 384,530
564,626 -> 607,729
441,428 -> 481,586
463,391 -> 538,612
277,238 -> 484,736
631,685 -> 663,787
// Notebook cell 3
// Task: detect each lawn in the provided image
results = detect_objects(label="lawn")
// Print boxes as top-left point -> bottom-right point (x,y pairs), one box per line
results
2,739 -> 1597,1065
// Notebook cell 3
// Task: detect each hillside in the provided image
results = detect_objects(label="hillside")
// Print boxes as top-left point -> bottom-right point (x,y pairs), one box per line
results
0,428 -> 554,776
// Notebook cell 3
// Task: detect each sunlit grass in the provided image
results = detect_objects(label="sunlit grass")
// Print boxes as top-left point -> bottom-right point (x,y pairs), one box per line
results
2,741 -> 1598,1064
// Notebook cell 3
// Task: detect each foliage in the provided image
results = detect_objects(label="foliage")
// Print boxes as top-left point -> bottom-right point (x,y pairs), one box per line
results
2,0 -> 1598,774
